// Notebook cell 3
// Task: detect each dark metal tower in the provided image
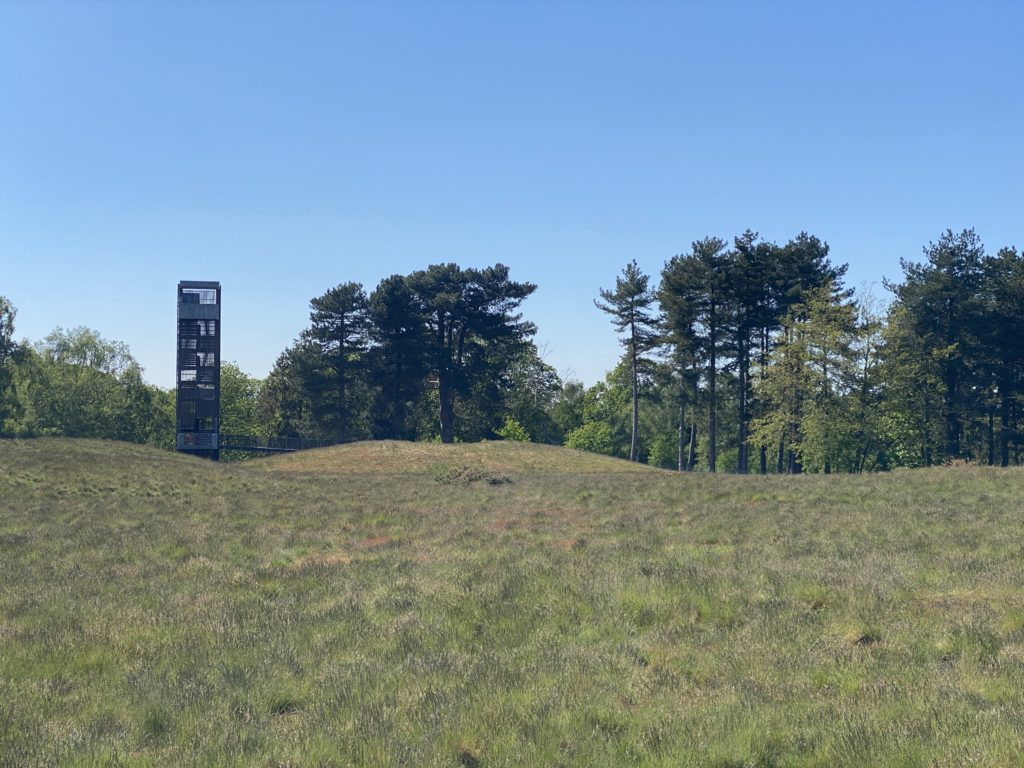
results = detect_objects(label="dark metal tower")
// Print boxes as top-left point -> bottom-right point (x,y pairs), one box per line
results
176,281 -> 221,460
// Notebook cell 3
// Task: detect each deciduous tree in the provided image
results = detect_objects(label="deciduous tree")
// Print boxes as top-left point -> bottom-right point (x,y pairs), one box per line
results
0,296 -> 17,432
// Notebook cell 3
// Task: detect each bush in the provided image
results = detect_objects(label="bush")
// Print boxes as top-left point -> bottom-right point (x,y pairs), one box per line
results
564,421 -> 614,455
495,416 -> 530,442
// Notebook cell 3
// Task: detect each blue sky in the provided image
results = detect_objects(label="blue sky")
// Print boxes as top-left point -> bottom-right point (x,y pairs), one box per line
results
2,1 -> 1021,388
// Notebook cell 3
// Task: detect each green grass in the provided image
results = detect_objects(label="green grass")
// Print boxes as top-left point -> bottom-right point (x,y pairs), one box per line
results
2,438 -> 1024,766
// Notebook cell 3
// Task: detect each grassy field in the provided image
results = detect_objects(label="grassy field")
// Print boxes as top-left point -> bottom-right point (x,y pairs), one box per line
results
2,439 -> 1024,767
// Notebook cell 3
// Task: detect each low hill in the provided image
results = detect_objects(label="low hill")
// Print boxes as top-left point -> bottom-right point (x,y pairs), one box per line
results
255,439 -> 661,475
3,437 -> 1024,766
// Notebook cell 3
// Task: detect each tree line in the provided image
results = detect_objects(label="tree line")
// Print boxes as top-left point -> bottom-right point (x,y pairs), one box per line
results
588,228 -> 1024,471
1,227 -> 1021,470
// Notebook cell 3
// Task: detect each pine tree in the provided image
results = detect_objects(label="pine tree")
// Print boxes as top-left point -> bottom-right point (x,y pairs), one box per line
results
306,282 -> 371,443
658,254 -> 701,471
367,275 -> 430,440
726,231 -> 777,473
979,247 -> 1024,466
595,261 -> 658,462
660,238 -> 729,471
406,264 -> 536,444
888,230 -> 986,460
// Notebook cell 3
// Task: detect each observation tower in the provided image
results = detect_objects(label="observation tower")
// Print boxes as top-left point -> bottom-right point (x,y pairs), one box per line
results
176,281 -> 221,460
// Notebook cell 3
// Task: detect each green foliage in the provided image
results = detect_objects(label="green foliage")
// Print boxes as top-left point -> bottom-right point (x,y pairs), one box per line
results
888,229 -> 987,461
562,372 -> 633,459
405,263 -> 537,443
5,231 -> 1023,470
658,232 -> 849,473
595,260 -> 658,461
0,296 -> 14,362
878,305 -> 943,467
749,282 -> 865,473
500,344 -> 562,443
564,420 -> 615,455
550,379 -> 586,437
644,431 -> 677,469
660,237 -> 731,471
367,274 -> 430,440
218,361 -> 268,459
305,282 -> 372,442
260,339 -> 327,439
0,296 -> 18,433
6,327 -> 170,446
495,416 -> 530,442
238,236 -> 1012,470
261,265 -> 539,446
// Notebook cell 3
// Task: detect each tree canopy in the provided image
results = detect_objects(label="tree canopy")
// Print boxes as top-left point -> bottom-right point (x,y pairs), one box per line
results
4,231 -> 1024,471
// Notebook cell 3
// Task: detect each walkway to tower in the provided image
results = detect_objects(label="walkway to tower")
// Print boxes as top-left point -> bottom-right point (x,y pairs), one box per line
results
218,434 -> 336,454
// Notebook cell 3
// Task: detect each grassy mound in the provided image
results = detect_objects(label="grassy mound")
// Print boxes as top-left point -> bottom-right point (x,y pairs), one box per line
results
255,439 -> 661,475
3,438 -> 1024,766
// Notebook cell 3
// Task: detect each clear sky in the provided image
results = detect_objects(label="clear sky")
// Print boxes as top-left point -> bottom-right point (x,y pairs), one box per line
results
2,1 -> 1021,388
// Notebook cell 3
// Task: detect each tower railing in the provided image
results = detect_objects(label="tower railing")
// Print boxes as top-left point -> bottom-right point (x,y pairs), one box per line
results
218,434 -> 337,453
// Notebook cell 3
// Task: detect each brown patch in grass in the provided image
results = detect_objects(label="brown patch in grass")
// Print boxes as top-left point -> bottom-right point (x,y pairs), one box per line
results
915,587 -> 1016,617
488,517 -> 519,531
359,535 -> 395,550
289,552 -> 352,572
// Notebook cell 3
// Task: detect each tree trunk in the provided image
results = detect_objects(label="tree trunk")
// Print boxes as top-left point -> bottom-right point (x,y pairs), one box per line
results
759,327 -> 768,474
438,374 -> 455,444
776,435 -> 785,474
1000,389 -> 1011,467
987,405 -> 995,466
392,363 -> 407,439
677,395 -> 686,472
688,423 -> 697,470
737,345 -> 748,474
944,369 -> 959,459
337,344 -> 347,444
708,310 -> 717,473
788,447 -> 803,475
923,396 -> 933,467
630,337 -> 639,462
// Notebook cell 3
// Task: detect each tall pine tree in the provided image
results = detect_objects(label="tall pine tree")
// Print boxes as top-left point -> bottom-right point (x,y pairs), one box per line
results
306,282 -> 371,443
596,260 -> 658,462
